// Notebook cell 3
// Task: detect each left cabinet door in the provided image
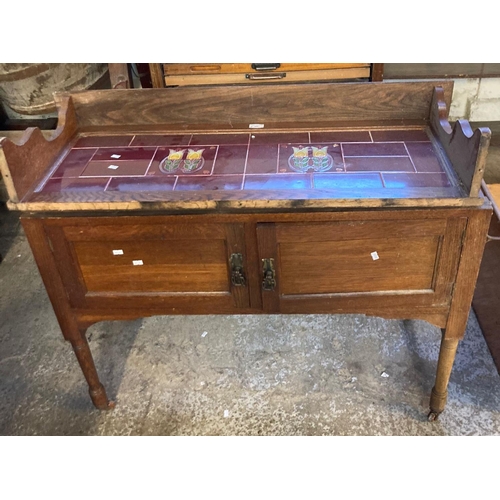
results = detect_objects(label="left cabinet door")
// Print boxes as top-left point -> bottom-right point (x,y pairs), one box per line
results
40,217 -> 251,313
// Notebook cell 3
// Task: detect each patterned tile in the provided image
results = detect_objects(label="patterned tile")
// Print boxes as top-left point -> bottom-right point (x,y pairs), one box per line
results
148,146 -> 217,176
278,144 -> 344,174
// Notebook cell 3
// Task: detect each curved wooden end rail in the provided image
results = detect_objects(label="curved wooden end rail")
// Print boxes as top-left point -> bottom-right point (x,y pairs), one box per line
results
0,94 -> 78,203
430,86 -> 491,198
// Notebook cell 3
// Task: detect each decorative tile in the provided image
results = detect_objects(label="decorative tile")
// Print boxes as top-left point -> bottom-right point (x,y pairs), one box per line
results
40,177 -> 109,193
81,160 -> 151,177
250,132 -> 309,145
52,148 -> 97,178
190,133 -> 249,146
148,146 -> 217,176
212,146 -> 248,175
405,143 -> 444,172
175,175 -> 243,191
73,135 -> 134,148
343,142 -> 408,156
106,177 -> 176,192
345,157 -> 415,172
244,174 -> 311,190
130,135 -> 192,147
382,173 -> 451,188
278,143 -> 344,173
370,129 -> 430,142
313,173 -> 383,189
309,131 -> 372,143
91,147 -> 156,162
246,145 -> 279,174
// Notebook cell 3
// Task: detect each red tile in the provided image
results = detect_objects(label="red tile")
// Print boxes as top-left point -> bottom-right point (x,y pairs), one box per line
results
405,142 -> 444,172
52,148 -> 97,178
81,160 -> 151,177
92,147 -> 156,162
345,157 -> 415,172
371,129 -> 430,142
244,174 -> 311,190
309,131 -> 371,143
249,132 -> 309,145
278,144 -> 344,173
106,177 -> 176,192
148,146 -> 217,176
343,143 -> 408,156
382,173 -> 451,188
246,145 -> 279,174
40,177 -> 109,193
130,134 -> 192,147
175,175 -> 243,191
73,135 -> 134,148
313,173 -> 383,189
213,146 -> 248,174
190,133 -> 249,145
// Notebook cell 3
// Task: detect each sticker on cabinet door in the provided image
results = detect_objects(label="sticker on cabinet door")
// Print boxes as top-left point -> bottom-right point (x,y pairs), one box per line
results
112,249 -> 124,255
371,251 -> 379,261
132,260 -> 144,266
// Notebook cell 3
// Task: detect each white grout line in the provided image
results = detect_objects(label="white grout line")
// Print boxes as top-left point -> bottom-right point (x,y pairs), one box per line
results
172,176 -> 179,191
143,147 -> 159,176
128,135 -> 136,147
403,143 -> 418,173
104,178 -> 113,191
368,131 -> 374,143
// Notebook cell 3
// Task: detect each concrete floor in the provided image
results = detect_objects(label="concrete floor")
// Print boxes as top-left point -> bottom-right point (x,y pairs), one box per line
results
1,209 -> 500,436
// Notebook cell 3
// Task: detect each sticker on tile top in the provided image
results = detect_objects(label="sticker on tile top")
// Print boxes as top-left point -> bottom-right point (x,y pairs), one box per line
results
132,260 -> 144,266
110,154 -> 121,159
249,124 -> 264,129
108,164 -> 119,170
112,249 -> 124,255
371,251 -> 379,261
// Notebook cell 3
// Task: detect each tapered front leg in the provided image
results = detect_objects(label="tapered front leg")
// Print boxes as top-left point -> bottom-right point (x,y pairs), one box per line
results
70,332 -> 115,410
428,334 -> 459,421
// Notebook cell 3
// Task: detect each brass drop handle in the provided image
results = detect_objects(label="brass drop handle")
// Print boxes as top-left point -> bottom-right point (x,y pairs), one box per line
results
246,72 -> 286,80
262,258 -> 276,291
230,253 -> 246,287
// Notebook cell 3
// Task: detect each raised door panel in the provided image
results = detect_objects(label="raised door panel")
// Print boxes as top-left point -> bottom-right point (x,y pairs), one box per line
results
257,217 -> 466,321
44,219 -> 250,312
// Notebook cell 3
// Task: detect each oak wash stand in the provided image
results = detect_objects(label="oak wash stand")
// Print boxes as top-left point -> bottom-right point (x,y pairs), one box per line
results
0,81 -> 492,421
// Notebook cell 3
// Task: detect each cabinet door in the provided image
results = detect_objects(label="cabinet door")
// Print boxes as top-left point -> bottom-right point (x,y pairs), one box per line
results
256,218 -> 466,320
45,219 -> 250,313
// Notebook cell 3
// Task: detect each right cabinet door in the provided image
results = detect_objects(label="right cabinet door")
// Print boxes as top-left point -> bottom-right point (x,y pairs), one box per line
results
256,216 -> 467,324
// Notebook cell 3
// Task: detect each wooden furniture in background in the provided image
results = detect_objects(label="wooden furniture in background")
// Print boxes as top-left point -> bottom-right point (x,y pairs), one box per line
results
149,63 -> 384,87
0,81 -> 491,421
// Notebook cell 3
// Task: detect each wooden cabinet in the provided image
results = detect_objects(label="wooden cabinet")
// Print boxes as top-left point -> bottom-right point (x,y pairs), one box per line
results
0,80 -> 492,420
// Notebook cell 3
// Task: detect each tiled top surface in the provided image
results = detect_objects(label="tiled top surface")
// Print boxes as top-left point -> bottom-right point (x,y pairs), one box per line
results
32,129 -> 460,200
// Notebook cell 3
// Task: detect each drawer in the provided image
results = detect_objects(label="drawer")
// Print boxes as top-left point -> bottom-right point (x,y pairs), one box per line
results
163,63 -> 371,86
44,220 -> 251,312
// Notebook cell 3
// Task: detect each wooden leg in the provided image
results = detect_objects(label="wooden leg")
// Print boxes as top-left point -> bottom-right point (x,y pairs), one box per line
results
428,333 -> 459,421
70,332 -> 115,410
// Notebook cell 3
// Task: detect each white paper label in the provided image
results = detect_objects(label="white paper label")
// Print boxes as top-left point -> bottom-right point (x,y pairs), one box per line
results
223,410 -> 229,418
110,154 -> 121,159
249,123 -> 264,129
201,331 -> 208,338
112,249 -> 124,255
371,251 -> 379,261
108,164 -> 119,170
132,260 -> 144,266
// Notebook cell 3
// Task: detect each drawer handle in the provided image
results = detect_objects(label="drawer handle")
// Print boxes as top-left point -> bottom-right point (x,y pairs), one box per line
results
246,72 -> 286,80
262,258 -> 276,291
230,253 -> 246,287
251,63 -> 281,71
